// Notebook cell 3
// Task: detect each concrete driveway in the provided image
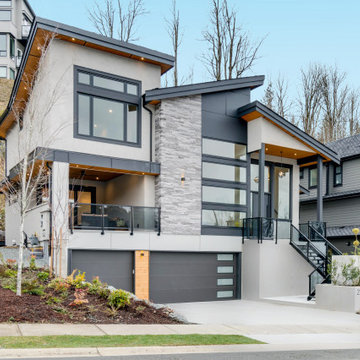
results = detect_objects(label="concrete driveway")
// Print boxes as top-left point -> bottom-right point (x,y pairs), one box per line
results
168,300 -> 360,345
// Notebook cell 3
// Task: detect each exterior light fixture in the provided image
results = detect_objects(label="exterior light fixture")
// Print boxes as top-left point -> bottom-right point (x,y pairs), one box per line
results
96,176 -> 99,180
181,173 -> 186,185
265,147 -> 268,151
254,176 -> 259,183
294,152 -> 297,156
71,37 -> 75,41
141,57 -> 144,60
108,109 -> 113,113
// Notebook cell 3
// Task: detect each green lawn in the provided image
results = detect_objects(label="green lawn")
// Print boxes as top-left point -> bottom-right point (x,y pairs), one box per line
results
0,334 -> 264,349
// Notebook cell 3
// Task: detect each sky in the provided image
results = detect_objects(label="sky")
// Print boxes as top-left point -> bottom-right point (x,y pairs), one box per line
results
28,0 -> 360,102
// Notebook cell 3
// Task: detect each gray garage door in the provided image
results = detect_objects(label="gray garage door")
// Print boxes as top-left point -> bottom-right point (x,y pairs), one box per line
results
69,250 -> 134,292
150,252 -> 240,303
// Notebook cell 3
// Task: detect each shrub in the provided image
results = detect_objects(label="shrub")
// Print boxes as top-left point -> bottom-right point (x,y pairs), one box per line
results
29,255 -> 37,271
87,276 -> 110,298
1,277 -> 16,292
6,259 -> 17,269
45,296 -> 62,305
22,279 -> 45,296
67,270 -> 88,288
4,269 -> 17,278
70,288 -> 89,306
48,278 -> 70,295
108,289 -> 130,311
37,271 -> 50,282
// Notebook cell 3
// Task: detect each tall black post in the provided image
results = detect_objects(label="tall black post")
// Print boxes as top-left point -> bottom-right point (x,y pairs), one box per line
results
317,155 -> 323,222
258,143 -> 265,218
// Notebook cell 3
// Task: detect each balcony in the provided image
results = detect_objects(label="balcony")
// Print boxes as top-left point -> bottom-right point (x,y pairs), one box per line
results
69,203 -> 160,235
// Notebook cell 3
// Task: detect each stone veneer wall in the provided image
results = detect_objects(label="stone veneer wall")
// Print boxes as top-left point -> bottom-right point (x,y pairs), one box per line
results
155,95 -> 202,235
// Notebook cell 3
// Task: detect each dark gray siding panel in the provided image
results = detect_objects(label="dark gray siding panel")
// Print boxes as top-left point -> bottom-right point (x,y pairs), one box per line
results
69,250 -> 134,292
202,89 -> 249,144
149,252 -> 239,303
330,158 -> 360,194
300,198 -> 360,227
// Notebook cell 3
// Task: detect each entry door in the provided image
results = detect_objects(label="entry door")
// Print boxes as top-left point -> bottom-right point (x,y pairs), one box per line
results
251,192 -> 271,218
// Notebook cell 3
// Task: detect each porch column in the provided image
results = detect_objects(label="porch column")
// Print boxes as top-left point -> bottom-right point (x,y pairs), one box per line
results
317,155 -> 323,222
51,161 -> 69,277
258,143 -> 265,218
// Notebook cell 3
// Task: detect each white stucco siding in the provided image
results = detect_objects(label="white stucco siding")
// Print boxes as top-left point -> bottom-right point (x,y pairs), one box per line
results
7,39 -> 162,171
247,117 -> 316,154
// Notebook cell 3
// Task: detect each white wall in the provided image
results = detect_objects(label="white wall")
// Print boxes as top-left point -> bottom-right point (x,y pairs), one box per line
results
104,174 -> 155,207
5,201 -> 20,245
7,38 -> 162,171
242,239 -> 313,299
247,117 -> 316,154
24,203 -> 50,240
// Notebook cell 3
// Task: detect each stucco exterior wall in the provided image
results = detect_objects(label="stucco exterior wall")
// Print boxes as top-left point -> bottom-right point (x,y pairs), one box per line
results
155,95 -> 202,235
6,38 -> 162,171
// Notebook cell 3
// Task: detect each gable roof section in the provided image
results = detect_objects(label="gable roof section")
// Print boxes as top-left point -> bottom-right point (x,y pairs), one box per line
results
0,17 -> 174,137
326,133 -> 360,160
144,75 -> 264,104
238,101 -> 340,165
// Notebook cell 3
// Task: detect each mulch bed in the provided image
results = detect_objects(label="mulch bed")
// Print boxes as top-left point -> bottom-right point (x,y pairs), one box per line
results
0,287 -> 181,324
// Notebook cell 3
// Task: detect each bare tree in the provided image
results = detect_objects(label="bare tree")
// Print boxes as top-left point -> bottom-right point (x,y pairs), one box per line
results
347,90 -> 360,136
89,0 -> 147,42
297,64 -> 324,138
165,0 -> 182,86
319,65 -> 349,143
202,0 -> 264,80
262,79 -> 274,109
2,35 -> 67,295
273,76 -> 292,119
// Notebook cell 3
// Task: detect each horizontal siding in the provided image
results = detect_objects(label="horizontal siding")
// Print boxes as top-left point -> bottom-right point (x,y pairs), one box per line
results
329,158 -> 360,194
300,198 -> 360,227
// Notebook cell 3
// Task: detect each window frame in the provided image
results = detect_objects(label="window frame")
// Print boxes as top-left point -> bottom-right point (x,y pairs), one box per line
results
299,167 -> 304,179
73,65 -> 142,147
9,34 -> 14,59
0,65 -> 7,78
9,67 -> 14,79
0,9 -> 11,21
333,164 -> 343,187
308,166 -> 317,189
0,0 -> 11,7
0,33 -> 6,57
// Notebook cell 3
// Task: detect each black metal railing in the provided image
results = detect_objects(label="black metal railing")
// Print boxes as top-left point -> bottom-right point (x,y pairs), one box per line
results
69,203 -> 160,235
242,217 -> 291,244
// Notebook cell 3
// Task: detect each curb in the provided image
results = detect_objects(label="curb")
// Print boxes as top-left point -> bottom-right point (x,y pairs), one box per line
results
2,343 -> 360,358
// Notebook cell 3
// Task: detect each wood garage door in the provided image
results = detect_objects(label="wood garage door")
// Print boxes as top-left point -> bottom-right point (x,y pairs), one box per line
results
69,250 -> 134,292
149,252 -> 240,303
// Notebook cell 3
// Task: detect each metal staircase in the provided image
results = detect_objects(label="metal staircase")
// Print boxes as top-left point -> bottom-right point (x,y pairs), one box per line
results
290,223 -> 342,300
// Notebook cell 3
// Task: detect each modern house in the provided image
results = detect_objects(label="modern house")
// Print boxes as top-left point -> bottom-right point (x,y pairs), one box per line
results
0,0 -> 34,79
0,17 -> 342,303
300,134 -> 360,252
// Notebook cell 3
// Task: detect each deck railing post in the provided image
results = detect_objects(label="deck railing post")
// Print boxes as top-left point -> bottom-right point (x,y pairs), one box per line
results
130,207 -> 134,236
157,208 -> 161,236
101,205 -> 105,235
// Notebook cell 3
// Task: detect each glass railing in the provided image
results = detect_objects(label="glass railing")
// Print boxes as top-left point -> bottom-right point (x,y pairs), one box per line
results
70,203 -> 160,235
243,217 -> 291,243
308,266 -> 325,299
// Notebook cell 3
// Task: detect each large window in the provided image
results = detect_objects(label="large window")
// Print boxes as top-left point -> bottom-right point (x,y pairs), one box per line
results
334,165 -> 342,186
75,67 -> 141,145
0,1 -> 11,7
203,138 -> 246,160
0,34 -> 6,57
9,34 -> 14,59
202,210 -> 246,228
202,186 -> 246,206
0,10 -> 11,20
309,167 -> 317,188
202,162 -> 246,183
0,66 -> 6,78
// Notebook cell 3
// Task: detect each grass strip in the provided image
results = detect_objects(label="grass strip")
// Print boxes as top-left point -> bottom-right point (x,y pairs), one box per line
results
0,334 -> 264,349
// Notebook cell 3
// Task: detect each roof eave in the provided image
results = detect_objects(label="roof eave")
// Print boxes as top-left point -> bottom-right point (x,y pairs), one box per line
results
238,101 -> 341,165
144,75 -> 265,103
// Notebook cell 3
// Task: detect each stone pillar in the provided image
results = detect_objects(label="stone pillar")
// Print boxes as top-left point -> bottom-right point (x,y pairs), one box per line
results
51,161 -> 69,278
135,250 -> 149,300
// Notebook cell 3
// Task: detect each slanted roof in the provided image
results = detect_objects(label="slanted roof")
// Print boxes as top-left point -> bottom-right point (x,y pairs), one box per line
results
326,134 -> 360,160
327,225 -> 360,239
238,101 -> 340,165
144,76 -> 265,104
0,17 -> 174,137
300,189 -> 360,204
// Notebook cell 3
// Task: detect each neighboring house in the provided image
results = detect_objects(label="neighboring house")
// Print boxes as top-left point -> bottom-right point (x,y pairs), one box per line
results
0,0 -> 34,80
0,17 -> 341,303
300,134 -> 360,252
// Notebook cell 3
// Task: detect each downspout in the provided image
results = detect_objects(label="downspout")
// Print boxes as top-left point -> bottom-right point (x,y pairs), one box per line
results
142,96 -> 154,164
325,163 -> 330,196
46,162 -> 53,263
